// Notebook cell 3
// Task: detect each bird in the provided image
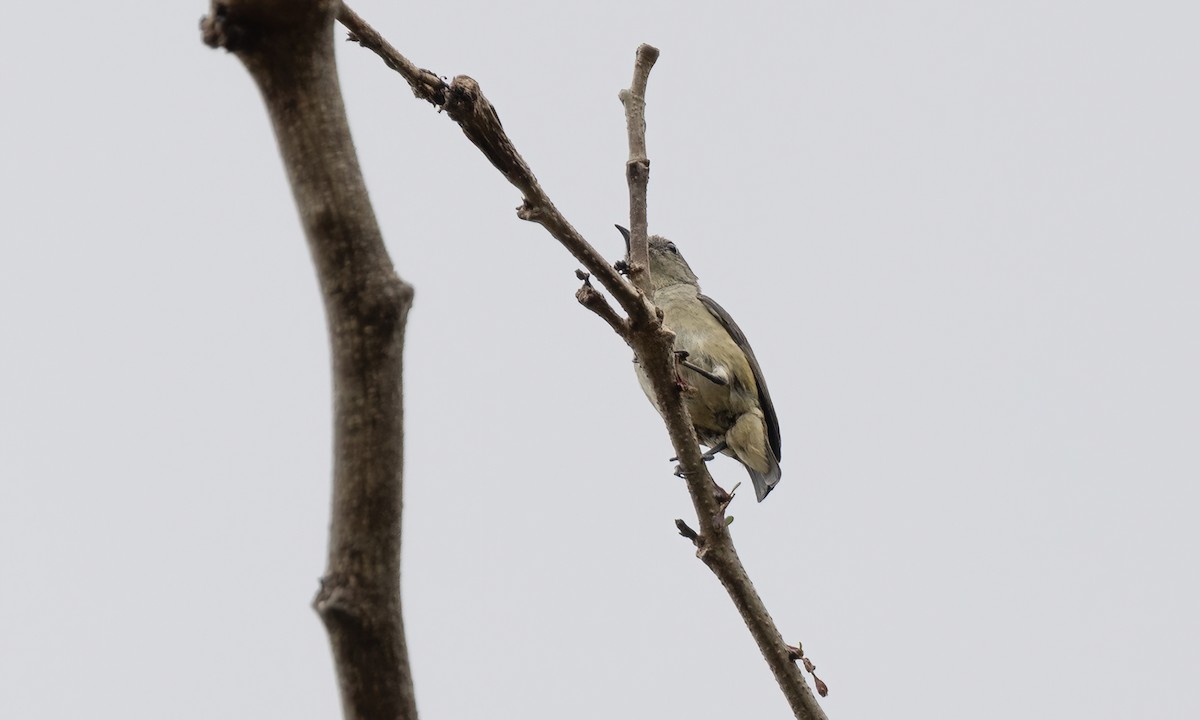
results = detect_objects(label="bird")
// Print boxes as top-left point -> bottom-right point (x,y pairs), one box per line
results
618,226 -> 782,501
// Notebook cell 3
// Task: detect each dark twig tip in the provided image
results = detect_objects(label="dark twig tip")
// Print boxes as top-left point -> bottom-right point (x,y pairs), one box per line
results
675,519 -> 700,544
200,3 -> 247,52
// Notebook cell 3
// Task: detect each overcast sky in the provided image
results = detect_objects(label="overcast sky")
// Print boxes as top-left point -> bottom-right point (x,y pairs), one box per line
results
3,1 -> 1198,718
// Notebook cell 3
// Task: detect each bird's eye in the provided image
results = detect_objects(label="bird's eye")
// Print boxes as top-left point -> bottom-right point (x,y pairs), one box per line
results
667,243 -> 678,254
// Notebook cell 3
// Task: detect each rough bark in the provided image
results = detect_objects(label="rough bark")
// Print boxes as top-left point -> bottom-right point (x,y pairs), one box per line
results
201,3 -> 417,719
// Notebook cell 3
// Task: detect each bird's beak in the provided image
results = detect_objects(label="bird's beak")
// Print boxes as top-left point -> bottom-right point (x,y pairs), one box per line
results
614,224 -> 631,253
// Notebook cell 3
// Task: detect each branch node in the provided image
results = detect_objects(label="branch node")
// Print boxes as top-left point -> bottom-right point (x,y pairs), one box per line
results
337,4 -> 448,106
715,481 -> 736,513
788,643 -> 830,698
576,274 -> 629,337
199,4 -> 232,50
516,201 -> 539,223
626,158 -> 650,181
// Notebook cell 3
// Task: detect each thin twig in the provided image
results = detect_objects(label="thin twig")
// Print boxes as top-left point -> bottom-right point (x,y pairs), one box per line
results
575,271 -> 629,338
338,4 -> 446,106
337,5 -> 648,330
675,518 -> 700,544
618,44 -> 659,297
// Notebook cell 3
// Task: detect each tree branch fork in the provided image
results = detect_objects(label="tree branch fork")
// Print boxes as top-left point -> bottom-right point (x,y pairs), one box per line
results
335,21 -> 830,713
202,2 -> 826,718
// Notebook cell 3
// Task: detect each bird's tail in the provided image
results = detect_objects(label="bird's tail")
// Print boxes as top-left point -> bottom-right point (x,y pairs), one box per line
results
748,454 -> 782,503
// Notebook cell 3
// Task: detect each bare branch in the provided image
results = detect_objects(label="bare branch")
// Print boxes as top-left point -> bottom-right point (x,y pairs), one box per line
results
331,7 -> 827,718
337,6 -> 648,329
201,2 -> 417,719
575,271 -> 629,338
338,4 -> 446,106
615,45 -> 829,720
618,44 -> 659,297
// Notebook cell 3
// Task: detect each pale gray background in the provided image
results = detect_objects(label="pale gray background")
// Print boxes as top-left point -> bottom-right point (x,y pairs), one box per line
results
2,1 -> 1198,718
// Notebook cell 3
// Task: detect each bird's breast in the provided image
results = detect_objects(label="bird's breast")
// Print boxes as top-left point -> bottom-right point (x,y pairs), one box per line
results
655,290 -> 760,433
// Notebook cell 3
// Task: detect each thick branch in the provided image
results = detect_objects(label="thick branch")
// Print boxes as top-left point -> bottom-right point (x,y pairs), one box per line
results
618,44 -> 659,297
201,3 -> 417,719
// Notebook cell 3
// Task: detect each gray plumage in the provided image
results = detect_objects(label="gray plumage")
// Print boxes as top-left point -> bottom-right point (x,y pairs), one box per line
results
620,227 -> 782,501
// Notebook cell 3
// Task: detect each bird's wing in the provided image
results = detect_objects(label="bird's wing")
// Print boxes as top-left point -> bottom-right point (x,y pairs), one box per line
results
699,294 -> 781,461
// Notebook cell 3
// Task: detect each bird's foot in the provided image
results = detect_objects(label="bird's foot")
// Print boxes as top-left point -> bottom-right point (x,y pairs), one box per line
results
674,350 -> 728,386
701,439 -> 728,462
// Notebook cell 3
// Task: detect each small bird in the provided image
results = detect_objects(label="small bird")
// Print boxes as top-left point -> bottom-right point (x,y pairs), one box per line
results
619,227 -> 782,501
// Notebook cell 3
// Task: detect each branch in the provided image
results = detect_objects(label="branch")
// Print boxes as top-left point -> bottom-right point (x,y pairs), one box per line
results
615,47 -> 828,720
575,271 -> 629,339
201,3 -> 417,719
618,44 -> 659,297
333,7 -> 827,718
337,6 -> 650,330
337,4 -> 446,107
